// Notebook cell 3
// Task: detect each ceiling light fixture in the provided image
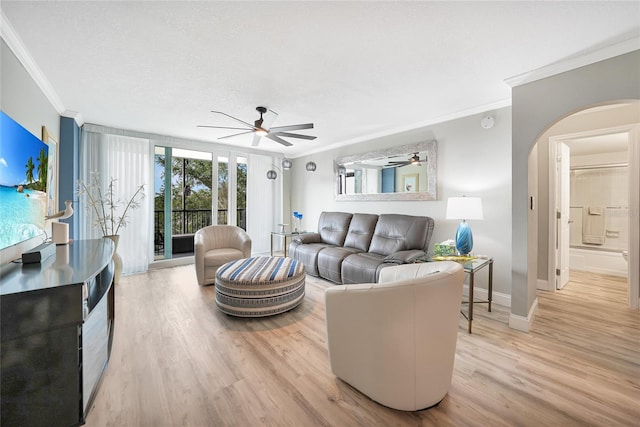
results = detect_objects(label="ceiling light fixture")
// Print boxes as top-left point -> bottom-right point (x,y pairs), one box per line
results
266,170 -> 277,180
282,158 -> 292,169
306,161 -> 317,172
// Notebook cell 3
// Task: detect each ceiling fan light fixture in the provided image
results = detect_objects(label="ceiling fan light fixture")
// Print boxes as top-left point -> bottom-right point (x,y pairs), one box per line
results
199,106 -> 316,147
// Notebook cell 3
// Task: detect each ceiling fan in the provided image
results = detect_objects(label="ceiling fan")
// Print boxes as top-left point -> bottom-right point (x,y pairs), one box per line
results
197,106 -> 316,147
387,153 -> 427,167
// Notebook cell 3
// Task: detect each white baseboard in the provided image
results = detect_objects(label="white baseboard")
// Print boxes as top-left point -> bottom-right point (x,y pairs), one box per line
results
149,255 -> 194,269
508,298 -> 539,332
462,285 -> 511,308
537,278 -> 550,290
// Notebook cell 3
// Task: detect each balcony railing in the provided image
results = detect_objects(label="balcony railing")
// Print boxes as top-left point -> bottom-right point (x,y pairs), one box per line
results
154,209 -> 246,254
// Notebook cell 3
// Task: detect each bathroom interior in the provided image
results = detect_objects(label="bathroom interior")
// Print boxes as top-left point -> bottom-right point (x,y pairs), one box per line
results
567,132 -> 629,278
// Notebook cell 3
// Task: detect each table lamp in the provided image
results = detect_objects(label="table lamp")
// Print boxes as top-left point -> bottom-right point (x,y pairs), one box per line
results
446,196 -> 483,255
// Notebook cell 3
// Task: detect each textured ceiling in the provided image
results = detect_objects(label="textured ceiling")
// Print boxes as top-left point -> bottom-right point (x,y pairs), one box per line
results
2,1 -> 639,157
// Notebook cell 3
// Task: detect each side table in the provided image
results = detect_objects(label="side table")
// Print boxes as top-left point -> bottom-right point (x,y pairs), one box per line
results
270,231 -> 308,258
416,256 -> 493,333
459,258 -> 493,333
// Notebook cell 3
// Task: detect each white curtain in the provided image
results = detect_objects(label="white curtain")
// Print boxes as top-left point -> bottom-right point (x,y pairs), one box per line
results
247,154 -> 282,254
79,130 -> 150,274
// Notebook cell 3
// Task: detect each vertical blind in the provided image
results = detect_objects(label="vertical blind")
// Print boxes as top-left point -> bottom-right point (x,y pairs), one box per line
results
79,131 -> 150,274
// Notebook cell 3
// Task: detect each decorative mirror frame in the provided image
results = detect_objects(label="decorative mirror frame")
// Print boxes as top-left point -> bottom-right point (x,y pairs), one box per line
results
334,140 -> 437,201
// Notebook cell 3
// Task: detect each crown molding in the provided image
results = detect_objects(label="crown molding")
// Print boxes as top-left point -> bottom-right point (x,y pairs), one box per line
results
505,37 -> 640,88
62,110 -> 84,126
1,11 -> 66,114
294,97 -> 511,159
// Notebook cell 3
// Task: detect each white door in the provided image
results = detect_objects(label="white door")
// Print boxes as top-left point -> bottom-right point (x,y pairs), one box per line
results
556,142 -> 571,290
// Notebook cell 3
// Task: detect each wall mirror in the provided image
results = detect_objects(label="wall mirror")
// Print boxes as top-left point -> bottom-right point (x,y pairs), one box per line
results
334,140 -> 437,201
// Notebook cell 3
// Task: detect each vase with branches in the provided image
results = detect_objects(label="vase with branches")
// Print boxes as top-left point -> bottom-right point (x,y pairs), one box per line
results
76,171 -> 145,284
77,171 -> 145,237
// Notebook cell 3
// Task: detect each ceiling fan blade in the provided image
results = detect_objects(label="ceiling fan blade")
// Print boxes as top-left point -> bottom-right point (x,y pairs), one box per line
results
262,108 -> 279,130
271,132 -> 317,140
210,110 -> 256,130
197,125 -> 252,131
251,134 -> 261,147
268,123 -> 314,133
265,134 -> 293,147
218,130 -> 255,140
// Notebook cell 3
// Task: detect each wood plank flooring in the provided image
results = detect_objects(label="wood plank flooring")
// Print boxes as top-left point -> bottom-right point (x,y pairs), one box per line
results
85,267 -> 639,426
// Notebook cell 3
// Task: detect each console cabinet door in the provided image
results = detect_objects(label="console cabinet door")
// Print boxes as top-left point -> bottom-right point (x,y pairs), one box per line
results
1,325 -> 80,427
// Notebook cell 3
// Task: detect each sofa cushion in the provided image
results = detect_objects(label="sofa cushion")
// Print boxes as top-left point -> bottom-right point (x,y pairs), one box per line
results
318,211 -> 353,246
343,213 -> 379,251
368,214 -> 432,255
317,246 -> 363,284
341,252 -> 389,284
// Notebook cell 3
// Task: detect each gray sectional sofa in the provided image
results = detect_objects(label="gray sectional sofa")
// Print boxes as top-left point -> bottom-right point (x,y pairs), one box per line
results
289,211 -> 434,284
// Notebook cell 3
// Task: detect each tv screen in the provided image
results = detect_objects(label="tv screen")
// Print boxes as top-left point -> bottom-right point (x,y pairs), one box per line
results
0,111 -> 49,252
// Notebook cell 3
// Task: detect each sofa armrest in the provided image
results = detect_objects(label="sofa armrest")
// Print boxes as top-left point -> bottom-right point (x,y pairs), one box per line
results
383,249 -> 426,264
293,232 -> 322,244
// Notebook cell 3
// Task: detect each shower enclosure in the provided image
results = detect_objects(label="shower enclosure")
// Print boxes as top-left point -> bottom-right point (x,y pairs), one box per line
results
569,164 -> 629,276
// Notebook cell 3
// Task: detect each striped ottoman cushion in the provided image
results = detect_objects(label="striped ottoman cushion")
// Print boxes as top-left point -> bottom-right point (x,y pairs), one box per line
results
215,256 -> 305,317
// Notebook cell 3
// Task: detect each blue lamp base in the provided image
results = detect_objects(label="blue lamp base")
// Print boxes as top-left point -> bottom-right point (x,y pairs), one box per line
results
455,221 -> 474,255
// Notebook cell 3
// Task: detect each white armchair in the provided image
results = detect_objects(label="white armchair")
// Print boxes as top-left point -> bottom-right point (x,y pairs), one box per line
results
324,261 -> 464,411
194,225 -> 252,286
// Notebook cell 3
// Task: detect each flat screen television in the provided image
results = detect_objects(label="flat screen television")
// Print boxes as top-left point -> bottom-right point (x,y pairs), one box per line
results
0,111 -> 49,253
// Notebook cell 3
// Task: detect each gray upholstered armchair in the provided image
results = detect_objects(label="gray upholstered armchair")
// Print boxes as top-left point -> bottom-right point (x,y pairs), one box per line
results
325,261 -> 464,411
194,225 -> 252,286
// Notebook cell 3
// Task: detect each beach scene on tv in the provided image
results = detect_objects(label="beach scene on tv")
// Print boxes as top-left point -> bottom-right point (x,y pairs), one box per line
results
0,111 -> 49,252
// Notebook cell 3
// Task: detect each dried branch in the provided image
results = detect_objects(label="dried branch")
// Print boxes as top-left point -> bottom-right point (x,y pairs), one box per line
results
76,171 -> 145,237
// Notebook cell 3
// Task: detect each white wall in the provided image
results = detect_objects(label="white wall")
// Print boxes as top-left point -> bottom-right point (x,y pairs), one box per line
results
1,39 -> 60,265
289,107 -> 513,299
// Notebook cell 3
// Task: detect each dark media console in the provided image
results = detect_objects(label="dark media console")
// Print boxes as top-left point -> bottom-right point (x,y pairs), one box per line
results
1,239 -> 115,426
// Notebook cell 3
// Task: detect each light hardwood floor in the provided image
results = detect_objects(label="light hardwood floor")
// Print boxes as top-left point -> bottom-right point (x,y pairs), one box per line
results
86,268 -> 639,426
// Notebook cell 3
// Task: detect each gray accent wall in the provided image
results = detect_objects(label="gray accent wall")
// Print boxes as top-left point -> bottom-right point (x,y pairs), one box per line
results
59,116 -> 80,239
512,50 -> 640,320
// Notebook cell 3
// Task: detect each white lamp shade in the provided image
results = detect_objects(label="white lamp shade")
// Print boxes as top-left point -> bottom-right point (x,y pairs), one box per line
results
446,197 -> 483,220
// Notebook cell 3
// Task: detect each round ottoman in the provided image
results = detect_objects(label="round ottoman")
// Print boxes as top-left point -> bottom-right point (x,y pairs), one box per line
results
215,256 -> 305,317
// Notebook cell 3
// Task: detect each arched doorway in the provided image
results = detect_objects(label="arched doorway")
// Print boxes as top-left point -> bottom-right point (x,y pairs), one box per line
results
509,50 -> 639,332
529,101 -> 639,307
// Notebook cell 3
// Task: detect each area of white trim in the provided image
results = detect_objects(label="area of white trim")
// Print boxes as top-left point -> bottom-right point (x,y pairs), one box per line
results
627,124 -> 640,309
505,37 -> 640,88
148,256 -> 194,270
62,110 -> 84,127
509,298 -> 538,332
1,11 -> 66,114
537,278 -> 550,291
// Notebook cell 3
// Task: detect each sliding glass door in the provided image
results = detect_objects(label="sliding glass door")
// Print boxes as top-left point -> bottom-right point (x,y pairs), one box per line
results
154,147 -> 212,260
154,147 -> 247,261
